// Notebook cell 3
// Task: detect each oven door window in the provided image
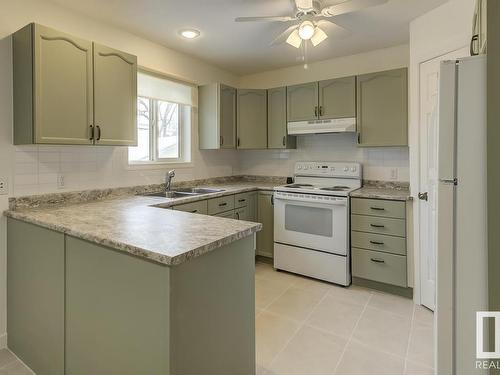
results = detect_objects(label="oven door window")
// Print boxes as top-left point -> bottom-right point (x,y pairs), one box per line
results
284,204 -> 333,237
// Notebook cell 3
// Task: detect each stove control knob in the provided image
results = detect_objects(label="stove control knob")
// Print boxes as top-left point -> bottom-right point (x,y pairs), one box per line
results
298,165 -> 303,170
351,167 -> 356,172
344,167 -> 349,172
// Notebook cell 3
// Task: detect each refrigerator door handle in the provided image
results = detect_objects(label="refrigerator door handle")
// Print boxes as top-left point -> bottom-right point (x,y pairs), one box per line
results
439,178 -> 458,185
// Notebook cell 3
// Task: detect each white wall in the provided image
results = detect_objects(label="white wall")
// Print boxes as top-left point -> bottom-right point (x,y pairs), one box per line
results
236,44 -> 410,180
0,0 -> 243,348
408,0 -> 475,306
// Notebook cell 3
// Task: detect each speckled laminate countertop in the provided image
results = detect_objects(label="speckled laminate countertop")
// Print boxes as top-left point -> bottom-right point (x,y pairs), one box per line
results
4,180 -> 281,266
350,186 -> 412,201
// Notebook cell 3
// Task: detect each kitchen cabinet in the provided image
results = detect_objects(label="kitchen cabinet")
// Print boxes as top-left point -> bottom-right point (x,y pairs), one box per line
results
256,191 -> 274,258
267,87 -> 296,149
172,200 -> 208,215
199,83 -> 237,149
93,44 -> 137,146
12,23 -> 138,146
318,76 -> 356,119
235,192 -> 258,221
356,68 -> 408,147
351,197 -> 409,293
208,195 -> 235,215
287,82 -> 318,122
471,0 -> 487,55
237,89 -> 267,149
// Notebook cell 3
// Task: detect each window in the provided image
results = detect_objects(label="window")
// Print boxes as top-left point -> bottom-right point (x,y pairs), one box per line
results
129,71 -> 194,164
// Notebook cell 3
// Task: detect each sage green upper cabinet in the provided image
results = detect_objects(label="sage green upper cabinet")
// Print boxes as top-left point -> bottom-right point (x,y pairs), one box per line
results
318,76 -> 356,119
13,23 -> 93,145
93,44 -> 137,146
237,89 -> 267,149
267,87 -> 295,149
12,23 -> 138,146
199,83 -> 236,149
287,82 -> 318,122
357,68 -> 408,147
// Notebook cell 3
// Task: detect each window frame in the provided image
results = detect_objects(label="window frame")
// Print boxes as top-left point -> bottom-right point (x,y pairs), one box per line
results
129,96 -> 187,165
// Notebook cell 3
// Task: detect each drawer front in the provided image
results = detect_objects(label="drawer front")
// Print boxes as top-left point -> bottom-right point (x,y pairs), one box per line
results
172,200 -> 208,215
351,198 -> 405,219
214,210 -> 236,219
208,195 -> 235,215
235,192 -> 252,208
351,231 -> 406,256
351,215 -> 406,237
352,248 -> 407,287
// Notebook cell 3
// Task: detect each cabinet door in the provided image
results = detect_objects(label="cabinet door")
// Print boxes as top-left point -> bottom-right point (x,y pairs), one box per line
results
287,82 -> 318,122
319,76 -> 356,119
268,87 -> 295,149
256,192 -> 274,258
237,89 -> 267,149
357,68 -> 408,146
33,24 -> 93,144
93,43 -> 137,146
220,84 -> 237,149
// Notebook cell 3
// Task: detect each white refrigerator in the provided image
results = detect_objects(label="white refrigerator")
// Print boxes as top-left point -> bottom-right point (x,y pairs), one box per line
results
436,55 -> 489,374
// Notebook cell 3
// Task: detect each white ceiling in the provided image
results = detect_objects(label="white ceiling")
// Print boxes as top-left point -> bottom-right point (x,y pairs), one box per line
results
48,0 -> 447,75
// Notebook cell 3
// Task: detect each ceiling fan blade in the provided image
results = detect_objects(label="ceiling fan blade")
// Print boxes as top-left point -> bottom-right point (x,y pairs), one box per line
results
286,29 -> 302,48
316,19 -> 351,38
321,0 -> 388,17
271,25 -> 299,46
310,27 -> 328,46
295,0 -> 314,11
235,16 -> 295,22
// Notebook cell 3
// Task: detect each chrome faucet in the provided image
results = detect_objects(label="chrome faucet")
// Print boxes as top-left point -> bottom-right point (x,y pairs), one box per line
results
165,170 -> 175,192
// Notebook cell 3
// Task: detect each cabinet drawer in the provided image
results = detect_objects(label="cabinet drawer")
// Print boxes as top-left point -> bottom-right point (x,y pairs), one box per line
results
214,210 -> 236,219
208,195 -> 235,215
352,248 -> 407,287
351,198 -> 405,219
351,231 -> 406,256
351,215 -> 405,237
235,192 -> 252,208
172,200 -> 208,215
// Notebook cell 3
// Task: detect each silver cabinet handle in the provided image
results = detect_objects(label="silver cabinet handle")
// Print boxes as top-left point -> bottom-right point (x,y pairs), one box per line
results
95,125 -> 101,141
370,258 -> 385,264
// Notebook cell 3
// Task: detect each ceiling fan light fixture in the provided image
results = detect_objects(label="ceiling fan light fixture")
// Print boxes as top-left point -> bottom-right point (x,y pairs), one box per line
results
286,29 -> 302,48
298,21 -> 315,40
180,29 -> 200,39
310,27 -> 328,46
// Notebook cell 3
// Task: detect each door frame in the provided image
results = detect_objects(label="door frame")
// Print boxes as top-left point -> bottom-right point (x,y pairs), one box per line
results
409,40 -> 470,306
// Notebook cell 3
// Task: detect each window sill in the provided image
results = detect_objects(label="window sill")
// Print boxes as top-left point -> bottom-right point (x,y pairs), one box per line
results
126,161 -> 194,170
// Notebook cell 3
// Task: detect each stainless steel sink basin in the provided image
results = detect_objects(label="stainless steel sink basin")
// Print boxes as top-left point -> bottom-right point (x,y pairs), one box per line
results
140,187 -> 224,199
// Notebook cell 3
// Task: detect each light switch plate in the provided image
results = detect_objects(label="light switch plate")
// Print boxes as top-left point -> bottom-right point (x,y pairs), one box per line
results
0,177 -> 8,195
57,174 -> 65,189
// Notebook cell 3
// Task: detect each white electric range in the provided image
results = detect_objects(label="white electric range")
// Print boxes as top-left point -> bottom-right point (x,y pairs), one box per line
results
273,161 -> 362,286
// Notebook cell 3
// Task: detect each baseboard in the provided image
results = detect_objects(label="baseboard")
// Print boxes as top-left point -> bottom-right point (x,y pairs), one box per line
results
0,333 -> 7,349
352,277 -> 413,299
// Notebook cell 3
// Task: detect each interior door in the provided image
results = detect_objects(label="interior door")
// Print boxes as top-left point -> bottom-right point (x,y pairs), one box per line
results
219,84 -> 237,149
419,47 -> 468,311
93,43 -> 137,146
34,24 -> 93,144
286,82 -> 318,122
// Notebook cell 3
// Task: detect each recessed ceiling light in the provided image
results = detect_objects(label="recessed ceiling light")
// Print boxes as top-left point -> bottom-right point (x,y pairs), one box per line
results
180,29 -> 200,39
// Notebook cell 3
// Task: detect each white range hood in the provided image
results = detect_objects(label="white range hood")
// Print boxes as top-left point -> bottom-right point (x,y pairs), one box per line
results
287,117 -> 356,135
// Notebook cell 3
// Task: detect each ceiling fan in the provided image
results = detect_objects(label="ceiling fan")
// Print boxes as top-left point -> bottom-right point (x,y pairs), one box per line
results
235,0 -> 389,49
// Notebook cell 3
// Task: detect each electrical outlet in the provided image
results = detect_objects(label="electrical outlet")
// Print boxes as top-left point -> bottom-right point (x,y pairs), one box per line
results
390,168 -> 398,180
57,174 -> 65,189
0,178 -> 7,195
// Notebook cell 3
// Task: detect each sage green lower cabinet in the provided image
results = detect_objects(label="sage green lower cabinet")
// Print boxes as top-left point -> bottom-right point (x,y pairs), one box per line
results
256,191 -> 274,258
173,200 -> 208,215
7,219 -> 65,375
351,197 -> 409,293
7,219 -> 256,375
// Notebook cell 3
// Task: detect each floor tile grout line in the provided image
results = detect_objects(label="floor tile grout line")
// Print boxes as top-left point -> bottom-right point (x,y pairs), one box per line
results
264,286 -> 331,373
403,303 -> 417,374
332,292 -> 374,375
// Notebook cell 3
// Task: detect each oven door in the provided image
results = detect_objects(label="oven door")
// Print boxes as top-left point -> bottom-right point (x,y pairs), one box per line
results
273,192 -> 348,255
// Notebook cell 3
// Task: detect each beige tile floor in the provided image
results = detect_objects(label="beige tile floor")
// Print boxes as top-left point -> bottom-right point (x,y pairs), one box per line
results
255,261 -> 434,375
0,261 -> 434,375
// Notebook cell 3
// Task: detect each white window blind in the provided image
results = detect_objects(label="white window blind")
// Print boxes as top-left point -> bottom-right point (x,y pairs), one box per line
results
138,71 -> 197,107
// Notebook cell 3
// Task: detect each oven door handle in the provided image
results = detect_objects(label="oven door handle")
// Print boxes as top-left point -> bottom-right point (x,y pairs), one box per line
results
273,195 -> 347,206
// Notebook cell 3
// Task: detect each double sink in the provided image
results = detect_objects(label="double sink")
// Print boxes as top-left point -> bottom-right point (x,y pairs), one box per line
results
141,187 -> 225,199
